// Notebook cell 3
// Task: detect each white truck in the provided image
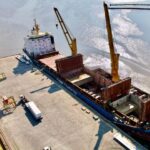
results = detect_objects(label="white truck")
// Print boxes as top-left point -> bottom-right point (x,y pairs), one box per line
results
25,101 -> 42,120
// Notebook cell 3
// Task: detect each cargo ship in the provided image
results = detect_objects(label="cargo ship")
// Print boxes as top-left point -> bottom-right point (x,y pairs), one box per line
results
23,3 -> 150,142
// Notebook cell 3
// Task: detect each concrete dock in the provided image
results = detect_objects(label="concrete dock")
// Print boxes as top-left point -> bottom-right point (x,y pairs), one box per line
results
0,55 -> 129,150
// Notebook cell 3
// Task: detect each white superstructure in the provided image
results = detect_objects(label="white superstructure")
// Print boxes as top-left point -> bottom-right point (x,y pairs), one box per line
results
24,20 -> 55,58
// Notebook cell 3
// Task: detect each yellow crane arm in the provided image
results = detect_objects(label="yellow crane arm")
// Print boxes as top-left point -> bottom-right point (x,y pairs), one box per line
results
54,7 -> 77,56
103,2 -> 120,82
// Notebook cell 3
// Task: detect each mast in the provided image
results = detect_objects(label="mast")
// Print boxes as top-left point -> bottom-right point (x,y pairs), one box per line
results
31,19 -> 40,36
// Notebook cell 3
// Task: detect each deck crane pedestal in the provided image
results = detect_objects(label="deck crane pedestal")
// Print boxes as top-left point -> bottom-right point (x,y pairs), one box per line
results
103,2 -> 120,82
54,7 -> 77,56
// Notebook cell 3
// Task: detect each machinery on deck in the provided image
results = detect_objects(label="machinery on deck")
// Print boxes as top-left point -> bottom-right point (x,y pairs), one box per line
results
2,96 -> 16,114
104,2 -> 120,82
0,73 -> 6,82
54,7 -> 77,56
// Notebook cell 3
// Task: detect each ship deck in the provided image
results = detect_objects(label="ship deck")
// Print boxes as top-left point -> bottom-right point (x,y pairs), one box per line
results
0,55 -> 145,150
39,54 -> 64,71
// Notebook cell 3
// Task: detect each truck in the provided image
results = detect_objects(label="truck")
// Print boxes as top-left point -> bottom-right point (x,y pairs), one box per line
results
20,95 -> 42,120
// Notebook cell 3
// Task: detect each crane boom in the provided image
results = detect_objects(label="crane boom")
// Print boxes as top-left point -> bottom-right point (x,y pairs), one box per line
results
103,2 -> 120,82
54,7 -> 77,56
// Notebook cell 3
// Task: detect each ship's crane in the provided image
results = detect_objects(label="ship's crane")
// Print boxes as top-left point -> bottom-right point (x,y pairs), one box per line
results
54,7 -> 77,56
103,2 -> 120,82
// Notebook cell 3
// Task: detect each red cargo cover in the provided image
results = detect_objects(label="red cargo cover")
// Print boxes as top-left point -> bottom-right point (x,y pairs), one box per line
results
55,54 -> 84,78
39,54 -> 64,71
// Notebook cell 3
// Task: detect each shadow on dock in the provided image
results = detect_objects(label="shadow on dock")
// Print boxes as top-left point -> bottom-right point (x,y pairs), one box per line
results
0,110 -> 3,119
13,61 -> 31,75
30,85 -> 50,94
94,120 -> 111,150
30,83 -> 61,94
48,83 -> 61,93
0,109 -> 15,119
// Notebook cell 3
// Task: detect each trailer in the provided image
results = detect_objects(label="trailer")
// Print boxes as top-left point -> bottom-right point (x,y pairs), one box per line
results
25,101 -> 42,120
20,95 -> 42,121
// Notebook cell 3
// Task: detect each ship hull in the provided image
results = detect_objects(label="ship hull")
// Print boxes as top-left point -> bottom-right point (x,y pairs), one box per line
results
24,49 -> 150,143
117,123 -> 150,142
